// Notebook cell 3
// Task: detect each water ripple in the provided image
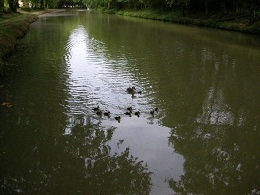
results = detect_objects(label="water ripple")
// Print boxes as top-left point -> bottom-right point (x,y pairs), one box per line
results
62,26 -> 158,121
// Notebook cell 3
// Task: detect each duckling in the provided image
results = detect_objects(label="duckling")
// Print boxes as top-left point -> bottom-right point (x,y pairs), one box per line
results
96,110 -> 102,116
137,90 -> 142,95
126,86 -> 136,94
93,105 -> 100,111
150,110 -> 155,116
127,106 -> 133,113
114,116 -> 121,123
154,107 -> 159,112
104,111 -> 111,118
134,111 -> 140,117
124,111 -> 132,117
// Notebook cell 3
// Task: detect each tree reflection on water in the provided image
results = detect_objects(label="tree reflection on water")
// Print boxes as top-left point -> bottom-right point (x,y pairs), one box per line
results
0,116 -> 152,194
166,78 -> 259,194
168,123 -> 259,194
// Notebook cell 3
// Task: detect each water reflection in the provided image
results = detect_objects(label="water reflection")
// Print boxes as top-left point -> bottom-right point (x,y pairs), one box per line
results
63,22 -> 161,121
165,42 -> 259,193
0,15 -> 153,194
168,122 -> 259,194
61,121 -> 152,194
1,10 -> 259,194
62,18 -> 183,194
1,116 -> 152,194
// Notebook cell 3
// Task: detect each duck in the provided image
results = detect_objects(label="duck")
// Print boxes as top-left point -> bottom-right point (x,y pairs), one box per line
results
134,111 -> 140,117
127,106 -> 133,113
114,116 -> 121,122
104,111 -> 111,117
126,86 -> 136,94
93,105 -> 100,111
96,110 -> 102,116
124,111 -> 132,117
150,107 -> 159,116
150,110 -> 155,116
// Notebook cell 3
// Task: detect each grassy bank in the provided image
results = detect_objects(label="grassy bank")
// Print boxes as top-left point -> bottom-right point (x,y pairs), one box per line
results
0,13 -> 38,75
115,9 -> 260,35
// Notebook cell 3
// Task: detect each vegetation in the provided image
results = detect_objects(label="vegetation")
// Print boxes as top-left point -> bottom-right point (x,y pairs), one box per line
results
0,0 -> 259,19
0,0 -> 259,33
115,9 -> 260,34
0,14 -> 38,75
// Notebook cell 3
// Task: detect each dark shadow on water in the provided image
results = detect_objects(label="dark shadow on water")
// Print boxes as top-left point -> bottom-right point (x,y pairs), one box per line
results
0,115 -> 152,194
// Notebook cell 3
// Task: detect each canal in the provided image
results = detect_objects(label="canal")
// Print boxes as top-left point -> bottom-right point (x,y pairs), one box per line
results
0,10 -> 259,194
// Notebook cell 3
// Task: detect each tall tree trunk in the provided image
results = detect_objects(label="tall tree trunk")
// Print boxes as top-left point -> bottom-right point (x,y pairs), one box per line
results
205,0 -> 208,17
8,0 -> 18,12
0,0 -> 4,15
40,0 -> 44,9
182,4 -> 185,17
222,0 -> 226,13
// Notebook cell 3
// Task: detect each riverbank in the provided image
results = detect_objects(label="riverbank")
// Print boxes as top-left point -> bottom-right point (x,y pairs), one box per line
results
0,13 -> 38,75
0,9 -> 60,76
109,9 -> 260,35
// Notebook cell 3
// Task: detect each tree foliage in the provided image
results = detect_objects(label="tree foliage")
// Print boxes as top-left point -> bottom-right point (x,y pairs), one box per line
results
0,0 -> 259,19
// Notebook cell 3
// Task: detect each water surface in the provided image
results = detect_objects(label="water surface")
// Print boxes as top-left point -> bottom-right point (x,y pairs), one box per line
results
0,10 -> 259,194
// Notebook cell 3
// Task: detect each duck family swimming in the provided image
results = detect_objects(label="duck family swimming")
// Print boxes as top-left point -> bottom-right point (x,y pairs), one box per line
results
92,105 -> 158,122
91,86 -> 158,122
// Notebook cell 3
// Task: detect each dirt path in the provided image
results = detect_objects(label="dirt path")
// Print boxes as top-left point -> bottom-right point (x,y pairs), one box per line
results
17,8 -> 66,16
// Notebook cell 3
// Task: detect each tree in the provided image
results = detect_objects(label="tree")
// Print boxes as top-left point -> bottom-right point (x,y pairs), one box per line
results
166,0 -> 190,16
8,0 -> 18,12
40,0 -> 44,8
204,0 -> 208,17
0,0 -> 4,15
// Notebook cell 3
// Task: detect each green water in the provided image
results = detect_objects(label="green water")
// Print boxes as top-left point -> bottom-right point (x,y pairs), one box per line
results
0,10 -> 259,194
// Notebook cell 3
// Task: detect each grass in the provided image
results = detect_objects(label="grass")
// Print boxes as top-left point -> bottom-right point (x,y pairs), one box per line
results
0,13 -> 38,75
0,12 -> 21,22
115,9 -> 260,35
